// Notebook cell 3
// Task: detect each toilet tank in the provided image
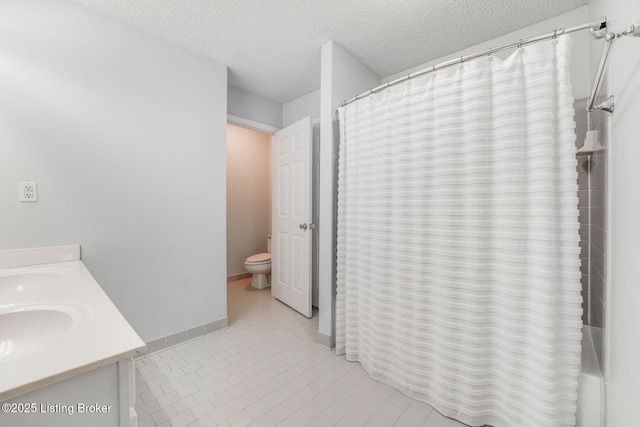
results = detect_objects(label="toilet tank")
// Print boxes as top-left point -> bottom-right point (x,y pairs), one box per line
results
267,235 -> 271,253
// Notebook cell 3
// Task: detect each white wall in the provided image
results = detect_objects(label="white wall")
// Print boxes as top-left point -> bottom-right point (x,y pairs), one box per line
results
384,6 -> 593,100
588,0 -> 640,424
0,0 -> 228,342
282,89 -> 321,127
228,85 -> 282,132
318,41 -> 380,345
226,124 -> 271,276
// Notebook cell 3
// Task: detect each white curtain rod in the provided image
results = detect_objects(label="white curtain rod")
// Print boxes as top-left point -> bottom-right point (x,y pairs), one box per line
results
340,18 -> 608,108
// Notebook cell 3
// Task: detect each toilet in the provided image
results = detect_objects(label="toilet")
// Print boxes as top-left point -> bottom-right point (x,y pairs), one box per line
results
244,236 -> 271,289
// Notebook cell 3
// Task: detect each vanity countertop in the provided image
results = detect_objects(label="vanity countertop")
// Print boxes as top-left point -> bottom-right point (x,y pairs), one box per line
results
0,245 -> 146,401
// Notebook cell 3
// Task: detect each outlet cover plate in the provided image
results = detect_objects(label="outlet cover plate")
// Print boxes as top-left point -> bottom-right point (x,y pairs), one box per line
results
19,182 -> 38,202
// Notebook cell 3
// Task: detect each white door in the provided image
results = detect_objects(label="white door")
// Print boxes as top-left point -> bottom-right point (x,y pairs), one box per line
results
272,116 -> 312,318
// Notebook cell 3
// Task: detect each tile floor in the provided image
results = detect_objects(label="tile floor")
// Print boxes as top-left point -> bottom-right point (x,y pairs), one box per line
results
134,278 -> 468,427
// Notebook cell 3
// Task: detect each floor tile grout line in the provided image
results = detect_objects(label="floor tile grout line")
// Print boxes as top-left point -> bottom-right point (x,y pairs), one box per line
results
134,278 -> 466,427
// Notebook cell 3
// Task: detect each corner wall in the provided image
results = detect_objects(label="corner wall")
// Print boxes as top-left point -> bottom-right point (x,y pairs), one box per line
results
0,0 -> 228,342
588,0 -> 640,424
283,90 -> 320,127
318,41 -> 380,346
228,85 -> 282,132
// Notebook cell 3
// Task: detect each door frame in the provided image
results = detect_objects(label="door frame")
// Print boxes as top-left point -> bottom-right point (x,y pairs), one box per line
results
225,116 -> 321,326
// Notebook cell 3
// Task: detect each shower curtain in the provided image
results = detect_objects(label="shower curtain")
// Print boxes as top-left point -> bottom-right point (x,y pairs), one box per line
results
336,35 -> 582,427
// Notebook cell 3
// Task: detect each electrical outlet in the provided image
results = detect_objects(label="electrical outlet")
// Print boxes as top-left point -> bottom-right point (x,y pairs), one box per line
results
19,182 -> 38,202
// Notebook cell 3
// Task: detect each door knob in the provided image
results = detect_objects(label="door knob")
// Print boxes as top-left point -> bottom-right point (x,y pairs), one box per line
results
299,223 -> 308,230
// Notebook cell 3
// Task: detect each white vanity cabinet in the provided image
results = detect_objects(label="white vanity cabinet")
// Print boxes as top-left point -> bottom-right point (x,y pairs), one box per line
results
0,245 -> 145,427
1,359 -> 137,427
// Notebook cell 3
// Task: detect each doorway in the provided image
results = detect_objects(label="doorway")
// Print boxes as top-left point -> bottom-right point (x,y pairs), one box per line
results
226,121 -> 320,322
226,123 -> 272,286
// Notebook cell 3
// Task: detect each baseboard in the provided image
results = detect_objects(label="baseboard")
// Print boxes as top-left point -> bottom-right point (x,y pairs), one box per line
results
317,332 -> 334,349
227,272 -> 252,283
138,317 -> 229,357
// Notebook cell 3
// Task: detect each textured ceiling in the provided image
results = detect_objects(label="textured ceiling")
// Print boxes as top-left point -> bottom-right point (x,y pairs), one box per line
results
71,0 -> 587,104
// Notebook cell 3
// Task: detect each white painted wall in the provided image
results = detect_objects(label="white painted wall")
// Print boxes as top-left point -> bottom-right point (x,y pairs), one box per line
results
226,124 -> 271,277
0,0 -> 228,342
228,85 -> 282,132
588,0 -> 640,424
318,41 -> 381,345
282,89 -> 321,127
384,6 -> 593,100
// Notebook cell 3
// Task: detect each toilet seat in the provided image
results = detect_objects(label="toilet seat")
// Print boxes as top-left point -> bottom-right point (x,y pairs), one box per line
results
245,253 -> 271,264
244,252 -> 271,290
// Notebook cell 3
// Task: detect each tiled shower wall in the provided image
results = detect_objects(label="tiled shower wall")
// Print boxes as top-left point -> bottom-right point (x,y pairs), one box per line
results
575,100 -> 589,321
575,97 -> 608,371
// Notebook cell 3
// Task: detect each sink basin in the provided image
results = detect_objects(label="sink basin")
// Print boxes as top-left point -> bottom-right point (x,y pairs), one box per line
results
0,305 -> 86,362
0,268 -> 71,293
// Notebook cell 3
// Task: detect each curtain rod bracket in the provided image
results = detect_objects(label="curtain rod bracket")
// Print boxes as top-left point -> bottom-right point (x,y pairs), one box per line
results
619,22 -> 640,37
586,32 -> 616,112
587,95 -> 615,113
590,18 -> 608,39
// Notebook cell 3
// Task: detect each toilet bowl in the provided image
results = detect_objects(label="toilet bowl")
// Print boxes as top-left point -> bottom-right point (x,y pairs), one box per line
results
245,236 -> 271,290
244,253 -> 271,289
